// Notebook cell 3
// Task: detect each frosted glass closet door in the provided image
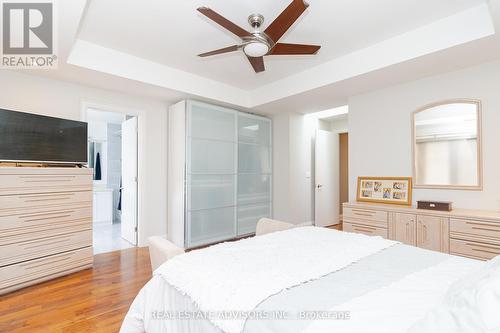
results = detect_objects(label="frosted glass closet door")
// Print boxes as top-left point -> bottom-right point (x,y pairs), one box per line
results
187,102 -> 237,247
237,114 -> 272,236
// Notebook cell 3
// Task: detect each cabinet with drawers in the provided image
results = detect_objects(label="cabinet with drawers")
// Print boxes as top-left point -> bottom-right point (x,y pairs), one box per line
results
344,202 -> 500,260
0,167 -> 93,295
343,207 -> 388,238
449,217 -> 500,260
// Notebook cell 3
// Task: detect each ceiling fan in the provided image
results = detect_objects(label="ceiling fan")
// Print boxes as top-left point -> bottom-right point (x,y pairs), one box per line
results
197,0 -> 321,73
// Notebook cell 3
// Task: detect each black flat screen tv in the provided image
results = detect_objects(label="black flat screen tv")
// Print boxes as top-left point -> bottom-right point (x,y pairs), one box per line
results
0,108 -> 87,164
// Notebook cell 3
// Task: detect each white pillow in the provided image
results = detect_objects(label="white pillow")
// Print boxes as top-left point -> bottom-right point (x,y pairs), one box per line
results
409,255 -> 500,333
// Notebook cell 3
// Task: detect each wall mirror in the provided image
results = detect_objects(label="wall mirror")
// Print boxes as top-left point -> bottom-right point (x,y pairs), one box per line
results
413,100 -> 482,190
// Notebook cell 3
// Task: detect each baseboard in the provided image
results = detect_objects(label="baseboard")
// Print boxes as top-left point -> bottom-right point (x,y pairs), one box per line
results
298,221 -> 314,226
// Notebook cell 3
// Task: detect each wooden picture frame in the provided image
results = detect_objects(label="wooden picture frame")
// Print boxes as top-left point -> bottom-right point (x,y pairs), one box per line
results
357,176 -> 412,206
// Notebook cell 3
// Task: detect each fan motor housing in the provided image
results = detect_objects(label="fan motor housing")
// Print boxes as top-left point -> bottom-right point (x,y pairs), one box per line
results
248,14 -> 264,29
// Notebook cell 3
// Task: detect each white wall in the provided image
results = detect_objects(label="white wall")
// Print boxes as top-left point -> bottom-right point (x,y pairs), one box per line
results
349,59 -> 500,211
328,117 -> 349,133
272,113 -> 315,224
288,113 -> 314,223
272,113 -> 291,222
0,70 -> 170,246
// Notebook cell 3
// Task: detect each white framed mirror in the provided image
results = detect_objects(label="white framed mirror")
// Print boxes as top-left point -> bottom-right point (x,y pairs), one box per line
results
412,99 -> 482,190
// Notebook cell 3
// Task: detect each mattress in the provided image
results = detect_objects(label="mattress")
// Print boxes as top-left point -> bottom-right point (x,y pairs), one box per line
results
121,243 -> 481,333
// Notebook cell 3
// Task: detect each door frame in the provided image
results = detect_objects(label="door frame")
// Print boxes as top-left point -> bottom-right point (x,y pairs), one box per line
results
80,101 -> 142,247
337,130 -> 349,224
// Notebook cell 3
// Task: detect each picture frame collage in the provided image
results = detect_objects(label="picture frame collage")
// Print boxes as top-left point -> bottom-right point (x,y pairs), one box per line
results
357,176 -> 412,206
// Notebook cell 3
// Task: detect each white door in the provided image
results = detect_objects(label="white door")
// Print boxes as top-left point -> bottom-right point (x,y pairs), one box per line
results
121,117 -> 138,245
315,130 -> 340,227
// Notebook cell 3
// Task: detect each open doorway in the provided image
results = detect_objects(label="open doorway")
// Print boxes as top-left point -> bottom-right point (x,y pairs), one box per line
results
85,107 -> 138,254
309,107 -> 349,228
338,132 -> 349,225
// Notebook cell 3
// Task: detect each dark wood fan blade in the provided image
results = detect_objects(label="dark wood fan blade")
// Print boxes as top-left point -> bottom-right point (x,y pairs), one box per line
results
269,43 -> 320,55
247,56 -> 265,73
198,45 -> 239,57
264,0 -> 309,43
198,7 -> 252,38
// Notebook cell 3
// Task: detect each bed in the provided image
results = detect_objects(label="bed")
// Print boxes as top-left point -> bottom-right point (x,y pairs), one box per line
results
120,221 -> 500,333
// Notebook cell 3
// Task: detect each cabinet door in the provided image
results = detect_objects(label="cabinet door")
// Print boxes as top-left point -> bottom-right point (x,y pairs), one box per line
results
188,207 -> 236,247
188,175 -> 235,211
237,174 -> 271,206
417,215 -> 450,253
389,213 -> 417,246
188,103 -> 236,142
237,202 -> 272,236
238,114 -> 271,145
186,102 -> 238,247
237,113 -> 272,236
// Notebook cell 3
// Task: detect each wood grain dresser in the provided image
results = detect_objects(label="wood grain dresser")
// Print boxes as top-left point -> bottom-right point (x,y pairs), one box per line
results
344,202 -> 500,261
0,167 -> 93,295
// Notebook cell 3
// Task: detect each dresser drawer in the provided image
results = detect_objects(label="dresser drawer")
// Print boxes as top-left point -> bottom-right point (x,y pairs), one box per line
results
450,218 -> 500,243
344,207 -> 388,227
450,239 -> 500,261
0,173 -> 92,195
343,222 -> 388,238
0,191 -> 92,212
0,205 -> 92,243
0,230 -> 92,267
0,247 -> 93,294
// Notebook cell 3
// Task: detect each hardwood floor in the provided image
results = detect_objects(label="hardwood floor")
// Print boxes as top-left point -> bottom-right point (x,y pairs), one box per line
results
0,247 -> 151,333
328,223 -> 343,231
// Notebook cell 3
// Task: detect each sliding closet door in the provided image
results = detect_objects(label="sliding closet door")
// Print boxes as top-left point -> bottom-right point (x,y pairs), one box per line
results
186,102 -> 237,247
237,114 -> 272,236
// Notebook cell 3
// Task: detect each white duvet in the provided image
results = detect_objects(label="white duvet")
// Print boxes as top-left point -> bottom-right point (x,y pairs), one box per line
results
155,227 -> 398,333
303,256 -> 482,333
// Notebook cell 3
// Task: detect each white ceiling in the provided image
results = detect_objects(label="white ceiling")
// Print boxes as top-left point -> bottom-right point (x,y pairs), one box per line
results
8,0 -> 500,115
77,0 -> 485,90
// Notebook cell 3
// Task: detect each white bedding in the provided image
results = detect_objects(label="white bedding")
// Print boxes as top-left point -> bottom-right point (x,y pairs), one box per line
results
154,227 -> 398,333
303,256 -> 482,333
121,227 -> 486,333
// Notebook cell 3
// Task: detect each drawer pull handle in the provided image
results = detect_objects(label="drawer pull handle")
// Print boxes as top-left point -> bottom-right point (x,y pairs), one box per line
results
18,210 -> 75,219
23,214 -> 72,223
471,248 -> 500,255
23,239 -> 72,250
21,255 -> 72,269
471,227 -> 500,233
353,212 -> 375,217
352,225 -> 377,231
352,209 -> 377,214
23,179 -> 73,183
354,228 -> 375,233
23,197 -> 73,203
466,221 -> 500,228
20,176 -> 76,178
465,243 -> 500,251
19,176 -> 77,182
20,193 -> 75,198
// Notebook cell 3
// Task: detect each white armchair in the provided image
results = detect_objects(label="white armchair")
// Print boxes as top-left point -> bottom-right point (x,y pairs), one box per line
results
148,236 -> 185,271
147,219 -> 295,271
255,218 -> 295,236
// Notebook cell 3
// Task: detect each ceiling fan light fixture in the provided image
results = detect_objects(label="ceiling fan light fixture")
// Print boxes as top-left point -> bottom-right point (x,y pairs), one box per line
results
197,1 -> 320,72
243,41 -> 269,57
